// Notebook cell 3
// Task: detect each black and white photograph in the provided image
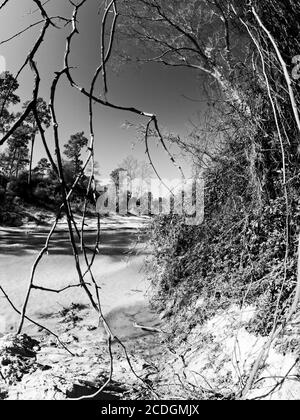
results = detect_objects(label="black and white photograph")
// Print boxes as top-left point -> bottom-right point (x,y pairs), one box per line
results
0,0 -> 300,404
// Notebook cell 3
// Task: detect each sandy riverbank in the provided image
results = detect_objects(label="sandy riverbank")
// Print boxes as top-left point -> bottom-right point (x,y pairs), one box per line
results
0,215 -> 168,399
0,215 -> 154,334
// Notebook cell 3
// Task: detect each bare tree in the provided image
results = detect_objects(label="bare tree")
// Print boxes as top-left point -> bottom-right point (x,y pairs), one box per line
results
0,0 -> 299,401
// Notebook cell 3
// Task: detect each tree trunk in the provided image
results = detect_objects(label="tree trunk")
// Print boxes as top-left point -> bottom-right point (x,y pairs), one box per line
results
9,148 -> 16,178
28,124 -> 36,185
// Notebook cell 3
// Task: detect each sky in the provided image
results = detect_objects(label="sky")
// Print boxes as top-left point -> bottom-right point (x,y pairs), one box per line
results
0,0 -> 208,180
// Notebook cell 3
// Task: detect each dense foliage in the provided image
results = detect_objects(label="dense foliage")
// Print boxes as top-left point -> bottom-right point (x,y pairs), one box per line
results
144,0 -> 300,339
0,72 -> 94,225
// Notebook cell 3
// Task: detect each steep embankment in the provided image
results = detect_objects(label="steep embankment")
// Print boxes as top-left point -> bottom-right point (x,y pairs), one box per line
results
145,214 -> 300,400
153,303 -> 300,399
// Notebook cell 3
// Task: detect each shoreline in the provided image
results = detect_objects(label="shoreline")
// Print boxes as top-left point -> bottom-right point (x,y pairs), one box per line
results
0,216 -> 164,399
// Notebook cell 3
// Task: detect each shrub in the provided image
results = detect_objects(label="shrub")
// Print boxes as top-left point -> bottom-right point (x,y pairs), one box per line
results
146,190 -> 300,340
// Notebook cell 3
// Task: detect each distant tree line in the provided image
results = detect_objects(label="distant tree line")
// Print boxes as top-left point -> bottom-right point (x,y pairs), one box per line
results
0,71 -> 91,213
